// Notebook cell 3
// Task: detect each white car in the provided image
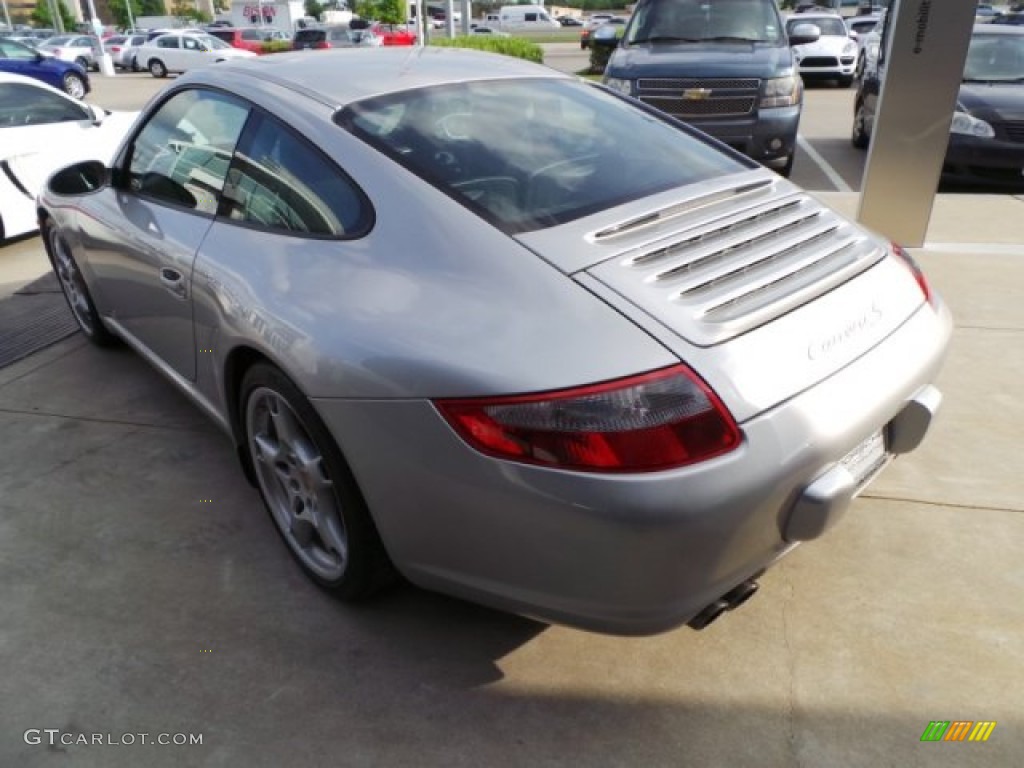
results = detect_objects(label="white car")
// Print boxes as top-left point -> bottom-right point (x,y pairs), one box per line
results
0,72 -> 136,242
136,32 -> 257,78
786,12 -> 858,87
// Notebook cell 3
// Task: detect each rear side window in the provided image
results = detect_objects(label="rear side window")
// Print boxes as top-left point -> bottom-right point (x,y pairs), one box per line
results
206,29 -> 234,43
220,111 -> 372,237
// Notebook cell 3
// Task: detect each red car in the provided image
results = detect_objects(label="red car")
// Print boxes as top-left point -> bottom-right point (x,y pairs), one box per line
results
372,23 -> 417,46
204,27 -> 288,54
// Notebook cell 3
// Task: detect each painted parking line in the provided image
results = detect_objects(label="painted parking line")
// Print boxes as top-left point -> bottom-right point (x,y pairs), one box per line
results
797,134 -> 853,193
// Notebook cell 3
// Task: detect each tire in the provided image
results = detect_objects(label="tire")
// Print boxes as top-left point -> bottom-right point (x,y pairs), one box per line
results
75,56 -> 89,70
851,101 -> 870,149
149,58 -> 167,78
44,222 -> 116,346
838,75 -> 854,88
61,71 -> 86,100
241,363 -> 394,600
131,56 -> 139,72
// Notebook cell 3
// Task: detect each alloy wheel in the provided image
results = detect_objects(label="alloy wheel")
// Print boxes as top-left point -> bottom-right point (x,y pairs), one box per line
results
246,387 -> 349,581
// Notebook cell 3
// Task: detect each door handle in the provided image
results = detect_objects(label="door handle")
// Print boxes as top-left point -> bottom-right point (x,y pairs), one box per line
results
159,267 -> 187,299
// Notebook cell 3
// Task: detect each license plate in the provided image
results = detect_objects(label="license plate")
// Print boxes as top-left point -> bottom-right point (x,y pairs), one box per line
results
840,430 -> 888,487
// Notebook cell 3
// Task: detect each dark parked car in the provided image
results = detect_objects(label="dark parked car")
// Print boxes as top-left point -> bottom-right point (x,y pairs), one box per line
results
0,36 -> 90,99
853,24 -> 1024,188
600,0 -> 820,176
991,13 -> 1024,26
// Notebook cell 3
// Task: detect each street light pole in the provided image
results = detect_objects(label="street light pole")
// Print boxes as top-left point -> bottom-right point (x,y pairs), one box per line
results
1,0 -> 11,31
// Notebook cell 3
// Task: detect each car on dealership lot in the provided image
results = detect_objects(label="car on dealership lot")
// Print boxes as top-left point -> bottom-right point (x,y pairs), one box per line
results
36,34 -> 102,71
205,26 -> 291,53
992,12 -> 1024,25
469,25 -> 509,36
581,16 -> 626,48
786,12 -> 857,87
293,24 -> 383,49
853,24 -> 1024,188
103,33 -> 148,70
0,72 -> 134,241
0,37 -> 90,98
136,32 -> 257,77
38,48 -> 950,635
366,23 -> 416,45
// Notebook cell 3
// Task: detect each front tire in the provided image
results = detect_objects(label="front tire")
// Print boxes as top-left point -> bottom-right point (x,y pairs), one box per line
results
851,101 -> 870,149
149,58 -> 167,78
241,363 -> 393,599
45,222 -> 116,346
62,71 -> 87,99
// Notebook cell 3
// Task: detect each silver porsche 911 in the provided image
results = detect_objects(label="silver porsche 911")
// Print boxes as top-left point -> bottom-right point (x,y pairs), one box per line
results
38,48 -> 951,635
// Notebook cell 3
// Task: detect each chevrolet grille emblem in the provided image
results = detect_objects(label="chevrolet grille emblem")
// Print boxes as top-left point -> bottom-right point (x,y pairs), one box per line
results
682,88 -> 713,100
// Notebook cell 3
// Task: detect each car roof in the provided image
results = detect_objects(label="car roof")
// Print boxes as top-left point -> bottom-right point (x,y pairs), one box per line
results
189,47 -> 570,108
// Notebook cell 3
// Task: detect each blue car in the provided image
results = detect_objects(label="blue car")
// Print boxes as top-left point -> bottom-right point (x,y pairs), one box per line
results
0,37 -> 90,100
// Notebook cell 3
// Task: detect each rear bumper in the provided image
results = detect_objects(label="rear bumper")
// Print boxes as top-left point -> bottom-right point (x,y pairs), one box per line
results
311,296 -> 951,635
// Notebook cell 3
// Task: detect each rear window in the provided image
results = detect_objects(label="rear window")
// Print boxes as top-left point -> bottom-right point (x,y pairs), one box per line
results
294,29 -> 326,43
338,78 -> 746,233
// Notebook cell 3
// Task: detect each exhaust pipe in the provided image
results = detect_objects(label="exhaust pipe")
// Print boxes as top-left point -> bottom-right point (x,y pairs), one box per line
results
686,579 -> 760,630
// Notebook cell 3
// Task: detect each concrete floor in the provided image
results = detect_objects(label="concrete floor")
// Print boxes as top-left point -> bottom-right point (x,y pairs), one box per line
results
1,194 -> 1022,767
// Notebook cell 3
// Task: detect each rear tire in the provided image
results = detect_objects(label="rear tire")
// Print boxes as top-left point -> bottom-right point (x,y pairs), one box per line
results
75,55 -> 89,70
851,101 -> 870,149
149,58 -> 167,78
241,363 -> 394,600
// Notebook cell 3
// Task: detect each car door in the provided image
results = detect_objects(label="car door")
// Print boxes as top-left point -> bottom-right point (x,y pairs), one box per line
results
80,88 -> 250,380
0,80 -> 96,235
157,35 -> 184,71
180,35 -> 208,70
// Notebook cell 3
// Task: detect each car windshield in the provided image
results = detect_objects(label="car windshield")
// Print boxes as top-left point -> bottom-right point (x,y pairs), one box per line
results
625,0 -> 785,44
42,35 -> 73,45
338,78 -> 746,233
787,17 -> 847,36
964,33 -> 1024,81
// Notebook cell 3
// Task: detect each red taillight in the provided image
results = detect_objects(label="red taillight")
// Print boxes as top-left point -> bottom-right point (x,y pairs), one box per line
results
891,243 -> 933,305
436,365 -> 741,473
316,41 -> 330,49
110,46 -> 121,52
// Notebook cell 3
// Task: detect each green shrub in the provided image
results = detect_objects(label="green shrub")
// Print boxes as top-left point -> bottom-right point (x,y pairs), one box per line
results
430,36 -> 543,64
261,40 -> 294,54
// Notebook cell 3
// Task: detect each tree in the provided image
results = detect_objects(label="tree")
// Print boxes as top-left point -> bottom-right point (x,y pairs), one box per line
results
139,0 -> 166,14
305,0 -> 325,20
30,0 -> 76,30
170,0 -> 212,22
355,0 -> 405,24
107,0 -> 143,29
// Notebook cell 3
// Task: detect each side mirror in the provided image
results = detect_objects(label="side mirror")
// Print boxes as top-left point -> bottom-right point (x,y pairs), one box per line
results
788,23 -> 821,47
47,160 -> 109,197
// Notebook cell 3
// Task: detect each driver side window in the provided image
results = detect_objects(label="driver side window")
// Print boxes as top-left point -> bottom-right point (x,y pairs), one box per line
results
126,89 -> 250,214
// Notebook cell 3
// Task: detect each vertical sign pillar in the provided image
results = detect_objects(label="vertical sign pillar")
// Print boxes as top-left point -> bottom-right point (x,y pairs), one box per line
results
856,0 -> 977,246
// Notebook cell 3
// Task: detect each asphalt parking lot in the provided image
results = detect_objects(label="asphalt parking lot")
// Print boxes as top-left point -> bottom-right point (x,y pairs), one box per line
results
2,55 -> 1023,767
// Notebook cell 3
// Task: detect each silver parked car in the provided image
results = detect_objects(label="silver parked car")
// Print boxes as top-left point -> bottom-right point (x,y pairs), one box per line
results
38,49 -> 951,635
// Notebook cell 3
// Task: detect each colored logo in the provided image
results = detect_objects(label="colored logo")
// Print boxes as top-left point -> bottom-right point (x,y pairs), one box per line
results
920,721 -> 996,742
